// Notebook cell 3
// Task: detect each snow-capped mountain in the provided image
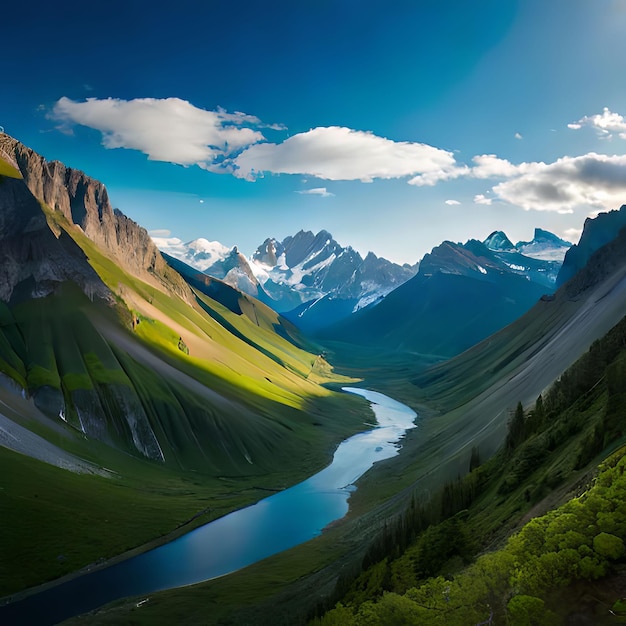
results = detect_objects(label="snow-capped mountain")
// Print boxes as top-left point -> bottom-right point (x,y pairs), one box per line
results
152,236 -> 232,271
250,230 -> 418,315
515,228 -> 572,261
152,230 -> 419,327
481,228 -> 572,287
484,228 -> 572,262
153,236 -> 265,299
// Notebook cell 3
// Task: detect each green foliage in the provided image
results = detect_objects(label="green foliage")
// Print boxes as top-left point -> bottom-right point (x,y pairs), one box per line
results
593,532 -> 624,559
321,446 -> 626,625
412,515 -> 472,579
318,315 -> 626,624
507,595 -> 556,626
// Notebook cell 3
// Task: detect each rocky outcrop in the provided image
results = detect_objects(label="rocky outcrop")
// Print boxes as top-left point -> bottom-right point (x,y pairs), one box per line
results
0,173 -> 110,302
557,206 -> 626,288
0,135 -> 192,303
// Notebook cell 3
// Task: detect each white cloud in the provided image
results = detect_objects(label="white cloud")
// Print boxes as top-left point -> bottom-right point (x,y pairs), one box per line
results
150,235 -> 184,250
568,107 -> 626,139
492,153 -> 626,212
51,97 -> 267,166
407,165 -> 468,186
471,154 -> 524,179
296,187 -> 334,197
51,98 -> 465,187
445,199 -> 460,205
148,228 -> 172,237
474,194 -> 492,205
563,227 -> 582,242
515,132 -> 523,140
233,126 -> 461,183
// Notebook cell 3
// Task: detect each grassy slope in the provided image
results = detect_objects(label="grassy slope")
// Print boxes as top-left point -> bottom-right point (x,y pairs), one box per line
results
0,203 -> 370,596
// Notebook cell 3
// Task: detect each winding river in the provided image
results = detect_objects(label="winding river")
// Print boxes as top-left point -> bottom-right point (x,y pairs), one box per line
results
1,387 -> 417,625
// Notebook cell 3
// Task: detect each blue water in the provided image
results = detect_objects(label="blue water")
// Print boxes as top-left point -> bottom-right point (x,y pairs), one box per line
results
0,388 -> 416,624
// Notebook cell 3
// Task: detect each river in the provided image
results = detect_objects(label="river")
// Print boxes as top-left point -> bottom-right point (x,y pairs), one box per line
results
0,387 -> 417,625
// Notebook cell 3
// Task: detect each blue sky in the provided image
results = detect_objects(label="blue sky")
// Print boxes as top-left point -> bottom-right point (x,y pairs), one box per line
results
4,0 -> 626,263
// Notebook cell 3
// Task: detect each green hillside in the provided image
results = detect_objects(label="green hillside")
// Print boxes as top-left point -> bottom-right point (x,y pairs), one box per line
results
0,157 -> 368,596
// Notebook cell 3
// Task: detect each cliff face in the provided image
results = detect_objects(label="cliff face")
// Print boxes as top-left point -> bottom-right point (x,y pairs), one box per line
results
556,206 -> 626,288
0,160 -> 110,303
0,134 -> 192,303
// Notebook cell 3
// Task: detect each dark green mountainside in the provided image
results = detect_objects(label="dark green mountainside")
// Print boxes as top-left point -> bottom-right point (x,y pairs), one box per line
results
319,238 -> 551,359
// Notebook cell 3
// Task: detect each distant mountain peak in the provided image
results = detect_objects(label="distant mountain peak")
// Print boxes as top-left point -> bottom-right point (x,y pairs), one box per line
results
484,230 -> 515,252
515,228 -> 572,262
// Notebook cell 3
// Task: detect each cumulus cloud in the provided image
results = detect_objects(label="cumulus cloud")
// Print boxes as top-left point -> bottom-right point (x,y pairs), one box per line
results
296,187 -> 334,197
51,97 -> 267,166
568,107 -> 626,139
474,194 -> 492,205
515,132 -> 523,140
492,153 -> 626,212
471,154 -> 524,179
51,98 -> 465,186
445,199 -> 461,205
233,126 -> 461,183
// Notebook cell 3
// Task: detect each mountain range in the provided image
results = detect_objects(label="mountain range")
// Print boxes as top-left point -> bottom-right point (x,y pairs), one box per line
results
3,135 -> 626,624
319,231 -> 572,356
155,226 -> 571,336
155,229 -> 419,316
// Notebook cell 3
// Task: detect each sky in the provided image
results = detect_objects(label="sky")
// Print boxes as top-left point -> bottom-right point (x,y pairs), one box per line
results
4,0 -> 626,264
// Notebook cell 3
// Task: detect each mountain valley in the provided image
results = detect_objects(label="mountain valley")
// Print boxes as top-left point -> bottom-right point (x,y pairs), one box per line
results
1,136 -> 626,625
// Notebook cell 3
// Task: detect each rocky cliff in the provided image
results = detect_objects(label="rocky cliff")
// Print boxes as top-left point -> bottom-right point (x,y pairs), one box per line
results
0,134 -> 191,303
0,154 -> 110,303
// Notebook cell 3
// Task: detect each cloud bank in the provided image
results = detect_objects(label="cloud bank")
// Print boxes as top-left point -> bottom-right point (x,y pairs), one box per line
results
470,152 -> 626,213
51,98 -> 626,216
51,97 -> 462,185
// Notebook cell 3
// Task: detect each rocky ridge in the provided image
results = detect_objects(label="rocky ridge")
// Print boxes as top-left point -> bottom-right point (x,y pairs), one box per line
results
0,134 -> 191,304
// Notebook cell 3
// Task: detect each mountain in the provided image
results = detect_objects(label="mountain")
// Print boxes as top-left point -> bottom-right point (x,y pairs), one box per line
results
483,230 -> 516,251
556,205 -> 626,286
0,134 -> 362,477
250,230 -> 419,332
153,235 -> 269,300
154,229 -> 419,330
484,227 -> 571,261
481,230 -> 568,288
320,237 -> 558,357
514,227 -> 572,261
252,229 -> 417,307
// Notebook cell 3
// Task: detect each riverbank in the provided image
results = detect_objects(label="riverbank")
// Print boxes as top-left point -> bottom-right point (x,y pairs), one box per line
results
1,388 -> 416,625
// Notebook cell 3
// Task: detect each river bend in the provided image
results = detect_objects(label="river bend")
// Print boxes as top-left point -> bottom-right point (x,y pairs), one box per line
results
0,387 -> 417,624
